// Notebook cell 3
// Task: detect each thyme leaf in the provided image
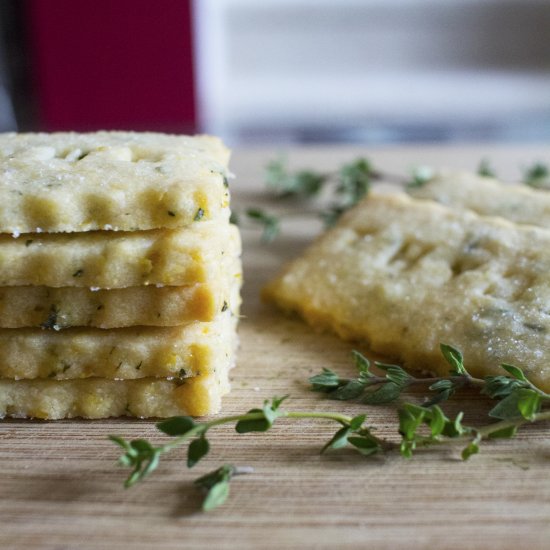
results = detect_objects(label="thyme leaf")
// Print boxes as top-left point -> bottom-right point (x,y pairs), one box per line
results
478,158 -> 496,178
405,166 -> 435,189
265,158 -> 328,198
244,208 -> 280,242
523,162 -> 550,189
194,465 -> 253,512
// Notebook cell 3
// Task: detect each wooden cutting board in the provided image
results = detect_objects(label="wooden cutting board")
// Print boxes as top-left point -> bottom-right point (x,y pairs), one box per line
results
1,145 -> 549,550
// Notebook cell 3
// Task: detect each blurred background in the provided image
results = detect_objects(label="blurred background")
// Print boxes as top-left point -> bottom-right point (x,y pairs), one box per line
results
1,0 -> 549,145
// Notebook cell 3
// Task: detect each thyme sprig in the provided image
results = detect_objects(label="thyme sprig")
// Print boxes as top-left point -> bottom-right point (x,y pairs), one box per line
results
309,344 -> 550,411
265,156 -> 412,218
264,157 -> 380,203
110,345 -> 549,512
238,158 -> 408,241
110,395 -> 388,510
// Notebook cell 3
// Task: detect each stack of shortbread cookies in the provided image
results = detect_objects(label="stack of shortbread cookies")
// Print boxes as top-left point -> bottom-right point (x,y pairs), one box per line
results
0,132 -> 241,419
265,173 -> 550,392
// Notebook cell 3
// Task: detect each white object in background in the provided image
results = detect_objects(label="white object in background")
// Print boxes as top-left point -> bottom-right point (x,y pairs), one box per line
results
193,0 -> 550,144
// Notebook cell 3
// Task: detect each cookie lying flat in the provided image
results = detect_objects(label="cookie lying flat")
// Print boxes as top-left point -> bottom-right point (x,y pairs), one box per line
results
0,222 -> 240,288
0,131 -> 230,234
264,192 -> 550,392
0,257 -> 241,328
409,171 -> 550,227
0,309 -> 238,380
0,368 -> 231,419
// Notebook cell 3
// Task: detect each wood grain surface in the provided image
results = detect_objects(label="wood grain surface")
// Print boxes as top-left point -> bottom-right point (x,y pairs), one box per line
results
1,145 -> 549,550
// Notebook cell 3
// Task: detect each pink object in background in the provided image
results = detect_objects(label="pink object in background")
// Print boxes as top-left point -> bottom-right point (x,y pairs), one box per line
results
26,0 -> 196,132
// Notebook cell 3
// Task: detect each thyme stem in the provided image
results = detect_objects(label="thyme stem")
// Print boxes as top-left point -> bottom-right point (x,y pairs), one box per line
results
476,409 -> 550,438
414,410 -> 550,451
160,410 -> 363,453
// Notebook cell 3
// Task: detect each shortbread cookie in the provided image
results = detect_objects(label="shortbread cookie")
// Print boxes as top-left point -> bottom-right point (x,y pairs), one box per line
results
0,257 -> 241,328
0,310 -> 238,380
409,171 -> 550,227
264,192 -> 550,391
0,368 -> 231,419
0,131 -> 231,234
0,222 -> 240,288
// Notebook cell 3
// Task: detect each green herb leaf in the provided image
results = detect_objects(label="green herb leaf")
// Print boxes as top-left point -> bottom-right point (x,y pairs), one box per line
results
194,464 -> 234,490
194,464 -> 236,512
461,440 -> 480,460
517,389 -> 542,420
188,436 -> 210,468
265,158 -> 328,198
321,426 -> 351,454
489,390 -> 525,420
130,439 -> 154,454
451,412 -> 466,437
157,416 -> 196,437
483,375 -> 526,400
478,159 -> 496,178
336,158 -> 372,206
423,388 -> 453,407
245,208 -> 280,242
440,343 -> 467,375
109,435 -> 132,452
332,380 -> 367,401
500,364 -> 528,382
523,162 -> 550,188
406,166 -> 435,189
349,414 -> 367,431
309,368 -> 341,391
262,395 -> 288,425
428,405 -> 447,437
424,379 -> 455,407
141,449 -> 161,479
400,440 -> 415,459
269,395 -> 289,411
398,403 -> 426,441
377,364 -> 411,387
235,409 -> 270,433
202,479 -> 230,512
352,350 -> 372,379
429,380 -> 454,392
487,426 -> 518,439
363,381 -> 402,404
320,205 -> 347,227
235,396 -> 287,433
348,436 -> 380,456
112,438 -> 164,488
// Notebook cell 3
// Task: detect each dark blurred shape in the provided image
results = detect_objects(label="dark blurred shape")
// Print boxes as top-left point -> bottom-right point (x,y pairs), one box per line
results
0,1 -> 22,131
26,0 -> 196,132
